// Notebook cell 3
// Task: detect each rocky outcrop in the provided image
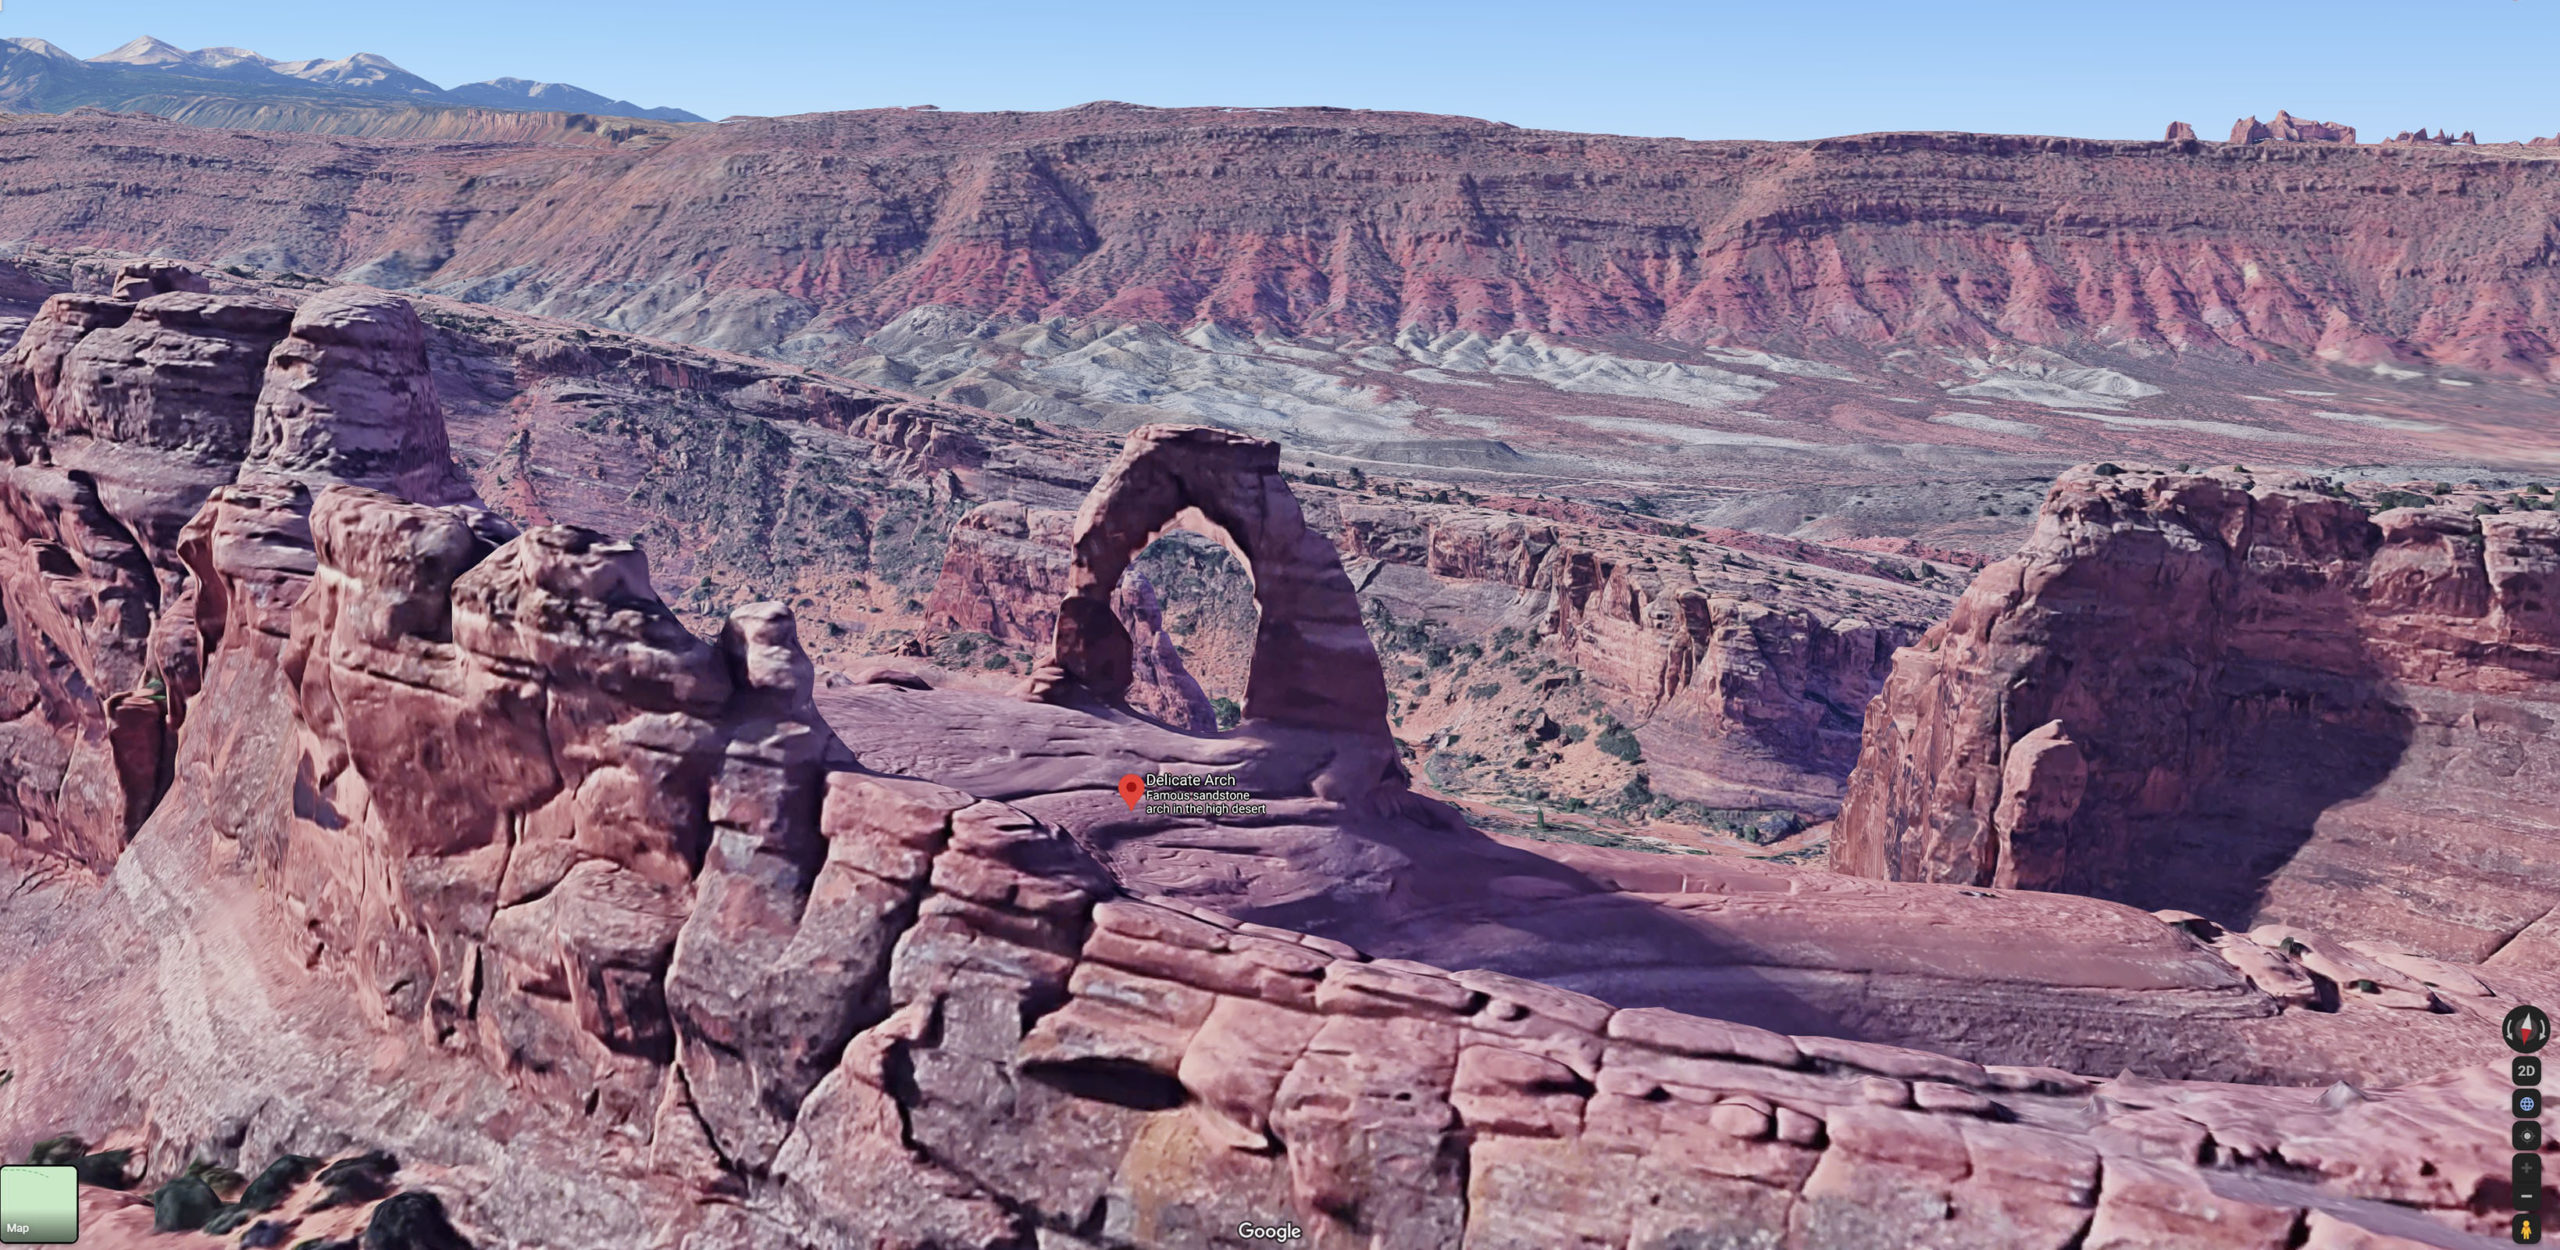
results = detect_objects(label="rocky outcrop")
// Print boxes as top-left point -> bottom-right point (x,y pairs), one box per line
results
2386,128 -> 2477,146
248,288 -> 477,504
2162,120 -> 2196,143
1030,425 -> 1389,740
1835,465 -> 2560,962
0,264 -> 484,871
2230,111 -> 2357,144
926,499 -> 1218,731
105,258 -> 210,302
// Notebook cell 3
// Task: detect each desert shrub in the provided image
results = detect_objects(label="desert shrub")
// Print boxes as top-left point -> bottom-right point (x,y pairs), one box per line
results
152,1176 -> 221,1232
74,1148 -> 134,1189
1212,697 -> 1241,730
1466,683 -> 1501,700
1596,723 -> 1643,762
310,1151 -> 398,1211
362,1192 -> 473,1250
28,1136 -> 84,1165
186,1157 -> 248,1198
2091,463 -> 2124,476
1738,811 -> 1805,845
238,1155 -> 322,1213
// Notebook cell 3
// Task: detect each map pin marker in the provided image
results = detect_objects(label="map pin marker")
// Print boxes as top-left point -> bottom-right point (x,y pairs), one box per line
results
1118,774 -> 1146,810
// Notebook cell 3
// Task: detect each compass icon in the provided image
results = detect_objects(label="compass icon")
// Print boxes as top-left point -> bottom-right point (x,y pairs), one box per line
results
2513,1005 -> 2552,1055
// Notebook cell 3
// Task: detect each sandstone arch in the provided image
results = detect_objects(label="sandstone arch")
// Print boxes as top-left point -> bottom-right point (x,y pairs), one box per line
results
1029,424 -> 1389,738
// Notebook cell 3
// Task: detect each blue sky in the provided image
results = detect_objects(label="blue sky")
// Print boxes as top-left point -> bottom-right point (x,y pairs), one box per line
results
9,1 -> 2558,142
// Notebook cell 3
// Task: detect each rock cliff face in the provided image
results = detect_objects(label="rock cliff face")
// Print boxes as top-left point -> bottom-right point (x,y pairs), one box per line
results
0,264 -> 497,870
3,107 -> 2559,378
0,320 -> 2538,1246
1835,465 -> 2560,962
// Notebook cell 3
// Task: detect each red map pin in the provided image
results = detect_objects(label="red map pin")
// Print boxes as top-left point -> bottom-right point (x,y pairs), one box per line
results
1118,774 -> 1146,810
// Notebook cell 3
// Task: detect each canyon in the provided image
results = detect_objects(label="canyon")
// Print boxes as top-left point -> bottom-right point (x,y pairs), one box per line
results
0,89 -> 2555,1249
0,265 -> 2547,1250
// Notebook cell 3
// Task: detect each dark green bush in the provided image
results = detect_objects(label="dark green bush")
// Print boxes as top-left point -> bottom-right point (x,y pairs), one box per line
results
152,1176 -> 221,1232
1596,723 -> 1643,762
27,1136 -> 84,1165
362,1191 -> 474,1250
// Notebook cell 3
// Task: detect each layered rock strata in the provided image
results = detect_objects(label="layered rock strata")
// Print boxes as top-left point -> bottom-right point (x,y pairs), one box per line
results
6,107 -> 2560,376
1835,464 -> 2560,963
0,285 -> 2534,1247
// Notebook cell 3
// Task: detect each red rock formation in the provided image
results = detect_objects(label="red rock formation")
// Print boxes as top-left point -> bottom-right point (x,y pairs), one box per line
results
104,258 -> 209,302
1835,465 -> 2560,962
4,107 -> 2560,375
1031,425 -> 1390,742
249,287 -> 478,504
2387,128 -> 2478,146
2163,120 -> 2196,143
0,262 -> 498,872
2230,110 -> 2357,144
0,345 -> 2540,1247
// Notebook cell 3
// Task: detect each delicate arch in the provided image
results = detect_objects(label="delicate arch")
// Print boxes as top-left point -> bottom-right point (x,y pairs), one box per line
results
1030,424 -> 1389,738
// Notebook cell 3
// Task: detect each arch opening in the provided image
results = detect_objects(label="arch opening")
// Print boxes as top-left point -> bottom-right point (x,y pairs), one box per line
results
1031,425 -> 1391,741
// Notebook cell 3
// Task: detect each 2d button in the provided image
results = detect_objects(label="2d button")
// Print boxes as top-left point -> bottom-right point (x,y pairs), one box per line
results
2525,1057 -> 2547,1088
2511,1005 -> 2552,1054
2522,1089 -> 2546,1119
0,1165 -> 78,1244
2519,1120 -> 2545,1152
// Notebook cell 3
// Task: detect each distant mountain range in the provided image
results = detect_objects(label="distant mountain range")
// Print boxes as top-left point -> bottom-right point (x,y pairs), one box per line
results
0,35 -> 706,123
